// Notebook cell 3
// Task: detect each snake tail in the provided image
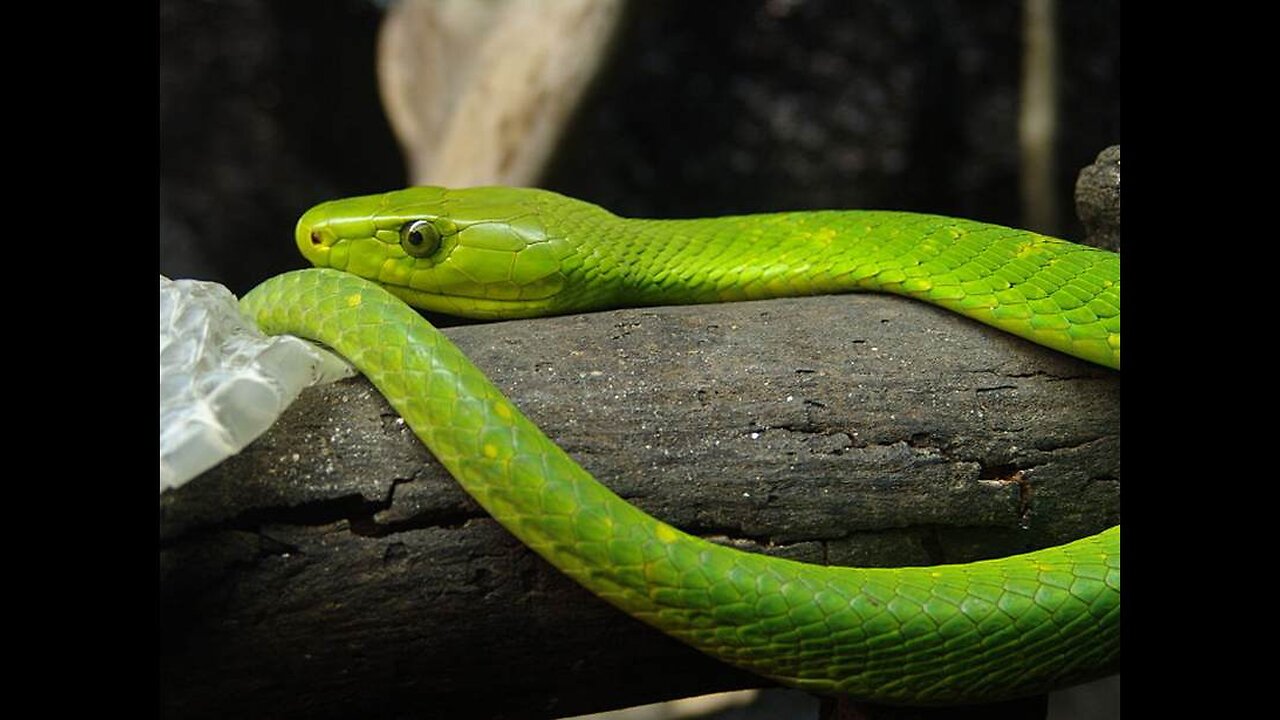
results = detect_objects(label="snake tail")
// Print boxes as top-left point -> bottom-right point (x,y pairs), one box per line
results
241,268 -> 1119,705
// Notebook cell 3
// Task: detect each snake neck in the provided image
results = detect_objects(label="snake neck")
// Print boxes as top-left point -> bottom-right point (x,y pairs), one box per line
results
561,211 -> 1119,369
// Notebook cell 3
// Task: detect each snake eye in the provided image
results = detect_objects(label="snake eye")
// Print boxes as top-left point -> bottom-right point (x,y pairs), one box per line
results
399,219 -> 441,258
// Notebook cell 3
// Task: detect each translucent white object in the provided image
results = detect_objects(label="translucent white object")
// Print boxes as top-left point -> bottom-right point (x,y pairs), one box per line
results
159,275 -> 355,492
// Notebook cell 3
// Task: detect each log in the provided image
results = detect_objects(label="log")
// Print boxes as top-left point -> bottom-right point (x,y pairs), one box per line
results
159,293 -> 1120,719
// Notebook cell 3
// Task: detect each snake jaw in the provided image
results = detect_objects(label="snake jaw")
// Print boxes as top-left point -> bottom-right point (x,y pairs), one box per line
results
294,188 -> 585,317
383,284 -> 564,319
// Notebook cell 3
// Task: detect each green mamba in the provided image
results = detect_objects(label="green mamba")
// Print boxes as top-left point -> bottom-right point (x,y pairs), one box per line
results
241,186 -> 1119,704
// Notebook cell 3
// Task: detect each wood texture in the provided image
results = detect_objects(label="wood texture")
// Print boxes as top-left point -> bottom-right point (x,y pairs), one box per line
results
159,293 -> 1119,719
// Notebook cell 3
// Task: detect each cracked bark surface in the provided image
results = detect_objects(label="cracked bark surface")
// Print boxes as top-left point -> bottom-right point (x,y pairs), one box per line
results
159,293 -> 1119,720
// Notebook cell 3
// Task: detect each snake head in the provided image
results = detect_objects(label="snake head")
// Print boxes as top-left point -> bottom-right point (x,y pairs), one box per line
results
297,186 -> 596,318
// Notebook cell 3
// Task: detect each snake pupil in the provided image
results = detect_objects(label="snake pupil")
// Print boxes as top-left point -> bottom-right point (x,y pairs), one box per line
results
400,220 -> 441,258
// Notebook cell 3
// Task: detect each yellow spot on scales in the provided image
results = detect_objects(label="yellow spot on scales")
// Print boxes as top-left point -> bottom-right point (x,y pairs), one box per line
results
812,227 -> 837,246
483,443 -> 500,459
655,523 -> 679,544
346,293 -> 363,308
1015,238 -> 1052,259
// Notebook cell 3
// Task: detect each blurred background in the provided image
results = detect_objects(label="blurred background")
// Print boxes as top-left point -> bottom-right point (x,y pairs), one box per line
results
158,0 -> 1119,297
159,1 -> 1119,718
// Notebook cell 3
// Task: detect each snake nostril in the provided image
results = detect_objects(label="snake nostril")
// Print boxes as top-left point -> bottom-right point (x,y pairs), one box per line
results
310,231 -> 322,247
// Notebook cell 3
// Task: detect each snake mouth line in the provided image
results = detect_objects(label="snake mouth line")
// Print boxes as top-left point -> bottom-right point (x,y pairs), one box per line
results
384,284 -> 560,320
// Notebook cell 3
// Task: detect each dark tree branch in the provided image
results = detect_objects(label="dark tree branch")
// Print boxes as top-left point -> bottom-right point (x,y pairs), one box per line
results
160,293 -> 1119,719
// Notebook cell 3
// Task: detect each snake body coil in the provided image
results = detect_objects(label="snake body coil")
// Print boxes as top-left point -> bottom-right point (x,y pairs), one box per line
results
240,186 -> 1119,704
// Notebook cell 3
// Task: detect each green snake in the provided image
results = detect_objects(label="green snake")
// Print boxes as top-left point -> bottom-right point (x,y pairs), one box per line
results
240,186 -> 1119,705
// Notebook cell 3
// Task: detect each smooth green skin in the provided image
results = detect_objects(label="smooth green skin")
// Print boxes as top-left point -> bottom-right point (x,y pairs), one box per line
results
241,186 -> 1119,705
